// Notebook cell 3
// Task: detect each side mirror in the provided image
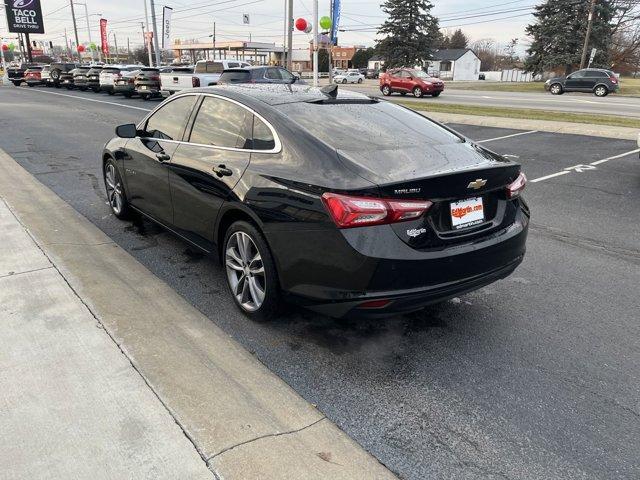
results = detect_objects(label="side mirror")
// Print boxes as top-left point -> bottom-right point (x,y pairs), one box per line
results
115,123 -> 137,138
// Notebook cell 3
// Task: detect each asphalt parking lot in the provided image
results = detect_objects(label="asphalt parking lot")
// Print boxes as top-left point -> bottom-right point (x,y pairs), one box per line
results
1,85 -> 639,479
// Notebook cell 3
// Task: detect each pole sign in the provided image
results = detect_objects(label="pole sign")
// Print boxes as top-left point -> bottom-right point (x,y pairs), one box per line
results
5,0 -> 45,34
330,0 -> 341,45
100,19 -> 109,55
161,6 -> 173,49
588,48 -> 597,67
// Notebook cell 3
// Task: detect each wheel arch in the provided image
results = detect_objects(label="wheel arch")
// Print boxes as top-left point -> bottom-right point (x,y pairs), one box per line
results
215,204 -> 265,259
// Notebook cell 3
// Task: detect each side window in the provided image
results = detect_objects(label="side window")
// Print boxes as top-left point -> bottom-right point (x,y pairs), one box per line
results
251,116 -> 275,151
227,62 -> 240,68
145,96 -> 197,140
265,68 -> 283,80
279,68 -> 295,83
189,96 -> 251,149
569,71 -> 585,79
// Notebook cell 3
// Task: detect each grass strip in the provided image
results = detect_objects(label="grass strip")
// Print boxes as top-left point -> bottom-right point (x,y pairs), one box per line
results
398,101 -> 640,129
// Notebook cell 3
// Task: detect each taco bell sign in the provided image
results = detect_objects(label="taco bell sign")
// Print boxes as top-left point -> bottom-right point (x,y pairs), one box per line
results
5,0 -> 45,34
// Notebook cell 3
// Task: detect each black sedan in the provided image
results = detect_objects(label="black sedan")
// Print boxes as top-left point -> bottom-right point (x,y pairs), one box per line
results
103,84 -> 529,320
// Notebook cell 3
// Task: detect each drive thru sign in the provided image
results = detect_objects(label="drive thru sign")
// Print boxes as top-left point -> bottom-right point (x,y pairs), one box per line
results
4,0 -> 45,34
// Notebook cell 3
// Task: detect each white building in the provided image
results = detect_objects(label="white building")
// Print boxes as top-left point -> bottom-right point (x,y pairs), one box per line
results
428,49 -> 481,81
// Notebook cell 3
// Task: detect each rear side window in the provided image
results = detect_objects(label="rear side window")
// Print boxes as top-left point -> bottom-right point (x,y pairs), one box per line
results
219,70 -> 251,83
251,116 -> 275,150
145,96 -> 197,140
195,62 -> 223,73
265,68 -> 282,80
188,97 -> 251,149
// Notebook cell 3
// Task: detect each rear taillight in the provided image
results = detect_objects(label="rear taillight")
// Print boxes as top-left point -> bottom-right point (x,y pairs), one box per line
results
610,76 -> 618,84
506,172 -> 526,199
321,192 -> 432,228
192,76 -> 200,87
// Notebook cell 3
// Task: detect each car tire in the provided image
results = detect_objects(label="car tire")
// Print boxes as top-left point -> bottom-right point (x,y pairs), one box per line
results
107,91 -> 114,96
594,85 -> 608,97
12,81 -> 21,86
342,79 -> 347,84
549,83 -> 563,95
413,87 -> 423,98
140,94 -> 149,100
80,87 -> 87,91
432,91 -> 441,97
400,92 -> 407,96
50,69 -> 61,81
223,221 -> 280,322
357,78 -> 363,83
123,92 -> 132,98
27,84 -> 34,87
103,158 -> 132,220
381,85 -> 391,96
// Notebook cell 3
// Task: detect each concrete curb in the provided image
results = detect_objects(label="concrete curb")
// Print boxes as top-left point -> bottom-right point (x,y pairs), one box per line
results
416,111 -> 639,141
0,148 -> 396,480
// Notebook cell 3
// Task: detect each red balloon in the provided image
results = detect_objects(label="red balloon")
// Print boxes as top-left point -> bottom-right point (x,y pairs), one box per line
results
295,18 -> 308,32
1,44 -> 8,52
77,45 -> 86,52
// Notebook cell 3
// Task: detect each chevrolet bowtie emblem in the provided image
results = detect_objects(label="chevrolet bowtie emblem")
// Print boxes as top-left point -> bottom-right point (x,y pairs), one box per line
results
467,179 -> 487,190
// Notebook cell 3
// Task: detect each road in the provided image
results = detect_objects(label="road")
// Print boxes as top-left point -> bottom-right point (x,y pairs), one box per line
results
2,85 -> 640,480
337,79 -> 640,118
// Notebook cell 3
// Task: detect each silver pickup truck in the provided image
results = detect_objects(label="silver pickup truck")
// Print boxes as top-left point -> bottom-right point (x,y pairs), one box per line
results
160,60 -> 250,96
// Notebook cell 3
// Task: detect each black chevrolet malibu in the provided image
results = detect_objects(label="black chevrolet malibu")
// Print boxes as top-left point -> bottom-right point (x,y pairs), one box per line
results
103,84 -> 529,320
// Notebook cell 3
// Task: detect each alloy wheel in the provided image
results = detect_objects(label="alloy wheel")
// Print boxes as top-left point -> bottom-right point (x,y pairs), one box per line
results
225,231 -> 266,312
594,86 -> 607,97
413,87 -> 423,98
550,84 -> 561,95
105,163 -> 124,215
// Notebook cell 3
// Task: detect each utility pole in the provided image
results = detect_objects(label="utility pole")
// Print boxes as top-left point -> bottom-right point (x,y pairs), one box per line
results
580,0 -> 597,69
328,0 -> 333,82
150,0 -> 162,66
282,0 -> 287,67
287,0 -> 293,70
70,0 -> 81,61
213,22 -> 216,60
312,0 -> 318,86
127,37 -> 131,62
25,33 -> 32,62
143,0 -> 154,66
79,3 -> 94,62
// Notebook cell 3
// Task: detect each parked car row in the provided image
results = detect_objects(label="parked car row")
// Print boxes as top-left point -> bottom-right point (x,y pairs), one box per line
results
12,59 -> 303,101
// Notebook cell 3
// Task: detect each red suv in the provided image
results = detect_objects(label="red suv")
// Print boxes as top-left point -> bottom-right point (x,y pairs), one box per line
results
379,68 -> 444,98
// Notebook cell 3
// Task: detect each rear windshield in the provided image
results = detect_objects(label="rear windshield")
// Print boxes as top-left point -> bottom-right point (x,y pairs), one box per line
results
277,101 -> 460,151
218,70 -> 251,83
195,62 -> 223,74
102,68 -> 120,73
167,67 -> 194,74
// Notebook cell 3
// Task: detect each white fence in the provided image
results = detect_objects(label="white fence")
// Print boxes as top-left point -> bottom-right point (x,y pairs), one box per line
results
481,69 -> 539,82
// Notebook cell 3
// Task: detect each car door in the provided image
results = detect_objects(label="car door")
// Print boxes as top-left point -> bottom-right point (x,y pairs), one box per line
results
565,70 -> 586,91
264,67 -> 283,84
581,69 -> 600,91
169,95 -> 253,247
124,95 -> 198,224
389,70 -> 403,90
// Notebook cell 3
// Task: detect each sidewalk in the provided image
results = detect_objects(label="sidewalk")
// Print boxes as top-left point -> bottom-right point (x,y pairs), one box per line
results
0,147 -> 396,479
0,199 -> 212,480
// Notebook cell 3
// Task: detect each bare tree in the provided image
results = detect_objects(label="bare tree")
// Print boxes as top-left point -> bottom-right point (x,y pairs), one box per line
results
610,0 -> 640,73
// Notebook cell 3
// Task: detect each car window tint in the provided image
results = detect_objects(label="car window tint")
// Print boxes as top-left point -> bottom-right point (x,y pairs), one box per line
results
265,68 -> 283,80
189,96 -> 250,148
252,116 -> 275,150
227,62 -> 240,68
570,71 -> 585,78
279,68 -> 295,82
145,96 -> 197,140
219,70 -> 251,83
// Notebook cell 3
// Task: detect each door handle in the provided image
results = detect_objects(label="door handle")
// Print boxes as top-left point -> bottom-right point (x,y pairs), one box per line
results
213,164 -> 233,177
156,152 -> 171,162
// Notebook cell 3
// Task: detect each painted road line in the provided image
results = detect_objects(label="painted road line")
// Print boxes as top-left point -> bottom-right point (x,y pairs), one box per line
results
531,148 -> 640,183
530,171 -> 571,183
477,130 -> 538,143
590,148 -> 640,165
21,88 -> 153,112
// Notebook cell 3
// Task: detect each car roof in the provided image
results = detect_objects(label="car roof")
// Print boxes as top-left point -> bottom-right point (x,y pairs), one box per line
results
178,84 -> 370,106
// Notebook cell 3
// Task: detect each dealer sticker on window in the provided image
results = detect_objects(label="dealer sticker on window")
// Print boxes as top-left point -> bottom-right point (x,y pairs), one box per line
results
450,196 -> 484,229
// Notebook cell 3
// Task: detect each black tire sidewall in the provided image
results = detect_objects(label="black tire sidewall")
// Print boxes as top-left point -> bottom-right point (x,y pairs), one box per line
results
223,220 -> 280,321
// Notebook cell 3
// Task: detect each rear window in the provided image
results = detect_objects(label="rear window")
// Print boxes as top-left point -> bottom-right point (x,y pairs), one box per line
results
278,101 -> 460,151
195,62 -> 223,74
102,68 -> 120,73
218,70 -> 251,83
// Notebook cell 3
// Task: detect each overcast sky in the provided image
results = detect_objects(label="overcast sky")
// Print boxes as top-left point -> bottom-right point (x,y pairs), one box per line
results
0,0 -> 537,51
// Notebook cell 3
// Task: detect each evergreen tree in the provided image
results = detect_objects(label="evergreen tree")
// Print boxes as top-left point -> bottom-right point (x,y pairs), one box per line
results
351,47 -> 377,68
447,29 -> 469,49
524,0 -> 615,74
376,0 -> 442,68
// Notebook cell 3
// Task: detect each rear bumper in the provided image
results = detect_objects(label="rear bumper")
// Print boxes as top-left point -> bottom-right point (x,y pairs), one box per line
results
113,84 -> 135,94
100,84 -> 114,92
268,206 -> 529,318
